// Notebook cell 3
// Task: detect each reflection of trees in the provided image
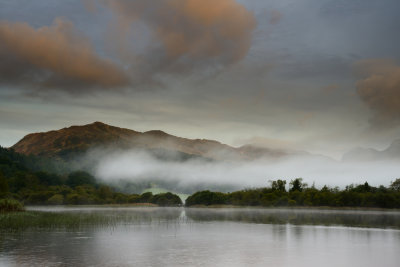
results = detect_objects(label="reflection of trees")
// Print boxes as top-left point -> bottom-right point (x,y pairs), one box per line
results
1,207 -> 183,232
1,208 -> 185,266
185,208 -> 400,229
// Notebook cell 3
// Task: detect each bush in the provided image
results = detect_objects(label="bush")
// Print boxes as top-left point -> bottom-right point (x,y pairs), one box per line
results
114,193 -> 128,204
139,192 -> 153,203
151,192 -> 182,206
27,191 -> 53,204
128,194 -> 141,203
65,193 -> 93,205
0,199 -> 24,212
47,194 -> 64,205
186,191 -> 227,206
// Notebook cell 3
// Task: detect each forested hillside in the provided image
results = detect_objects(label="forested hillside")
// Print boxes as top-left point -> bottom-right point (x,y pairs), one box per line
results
0,146 -> 181,206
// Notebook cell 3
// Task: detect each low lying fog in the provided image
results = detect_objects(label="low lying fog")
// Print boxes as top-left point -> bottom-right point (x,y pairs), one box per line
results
88,148 -> 400,191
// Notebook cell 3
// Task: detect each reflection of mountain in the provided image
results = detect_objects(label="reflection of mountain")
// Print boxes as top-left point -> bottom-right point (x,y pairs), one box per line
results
342,139 -> 400,162
11,121 -> 316,161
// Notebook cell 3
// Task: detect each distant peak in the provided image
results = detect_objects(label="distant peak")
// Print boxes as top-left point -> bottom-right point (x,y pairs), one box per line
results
66,121 -> 109,129
92,121 -> 107,125
88,121 -> 108,127
144,130 -> 169,136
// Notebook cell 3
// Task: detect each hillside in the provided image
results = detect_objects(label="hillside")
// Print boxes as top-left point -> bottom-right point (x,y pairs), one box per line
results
11,122 -> 243,160
11,122 -> 319,162
11,122 -> 139,157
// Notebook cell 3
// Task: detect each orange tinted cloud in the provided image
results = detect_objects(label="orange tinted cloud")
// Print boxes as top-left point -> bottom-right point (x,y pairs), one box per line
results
0,18 -> 129,91
106,0 -> 256,72
355,59 -> 400,127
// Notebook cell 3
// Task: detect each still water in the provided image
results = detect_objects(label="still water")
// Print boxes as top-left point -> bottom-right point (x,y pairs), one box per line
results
1,207 -> 400,267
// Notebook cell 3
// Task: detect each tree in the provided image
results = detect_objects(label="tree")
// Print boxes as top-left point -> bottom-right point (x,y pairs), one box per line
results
270,179 -> 286,192
47,194 -> 64,205
0,172 -> 9,197
289,178 -> 305,192
35,171 -> 62,186
390,178 -> 400,191
66,171 -> 96,188
151,192 -> 182,206
98,185 -> 113,200
139,192 -> 153,203
185,191 -> 227,206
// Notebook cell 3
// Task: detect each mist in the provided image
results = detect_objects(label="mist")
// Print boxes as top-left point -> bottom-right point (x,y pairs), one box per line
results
90,148 -> 400,193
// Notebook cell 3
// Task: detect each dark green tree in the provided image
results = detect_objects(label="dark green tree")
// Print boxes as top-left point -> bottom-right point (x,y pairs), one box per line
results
0,172 -> 9,197
270,179 -> 286,192
390,178 -> 400,191
289,178 -> 305,192
66,171 -> 96,188
139,192 -> 153,203
35,171 -> 62,186
151,192 -> 182,206
186,191 -> 227,206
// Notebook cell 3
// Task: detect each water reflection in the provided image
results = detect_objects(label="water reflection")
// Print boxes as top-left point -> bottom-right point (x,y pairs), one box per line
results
25,206 -> 400,230
185,208 -> 400,229
1,207 -> 400,267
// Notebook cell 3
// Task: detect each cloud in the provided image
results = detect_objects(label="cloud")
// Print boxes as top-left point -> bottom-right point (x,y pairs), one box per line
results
92,148 -> 400,192
104,0 -> 256,75
0,18 -> 129,93
322,84 -> 338,94
83,0 -> 98,13
355,59 -> 400,128
269,10 -> 283,25
0,1 -> 256,92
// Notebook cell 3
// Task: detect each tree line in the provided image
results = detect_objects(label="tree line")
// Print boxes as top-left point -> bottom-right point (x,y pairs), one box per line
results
185,178 -> 400,208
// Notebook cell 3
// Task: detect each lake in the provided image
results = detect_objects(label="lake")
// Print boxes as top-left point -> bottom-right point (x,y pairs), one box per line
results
1,206 -> 400,266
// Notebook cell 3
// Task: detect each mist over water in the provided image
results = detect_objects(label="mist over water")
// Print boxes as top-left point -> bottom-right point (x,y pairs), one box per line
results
2,207 -> 400,267
91,148 -> 400,191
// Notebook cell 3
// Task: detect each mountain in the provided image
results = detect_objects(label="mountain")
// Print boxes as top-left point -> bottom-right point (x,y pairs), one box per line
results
342,139 -> 400,162
11,122 -> 310,162
11,122 -> 243,161
11,122 -> 138,157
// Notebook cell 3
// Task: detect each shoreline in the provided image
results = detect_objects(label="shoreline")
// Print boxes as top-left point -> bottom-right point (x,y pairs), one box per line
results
22,204 -> 400,212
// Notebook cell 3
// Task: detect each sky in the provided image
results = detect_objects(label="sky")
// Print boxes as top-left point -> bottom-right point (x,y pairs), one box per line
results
1,0 -> 400,159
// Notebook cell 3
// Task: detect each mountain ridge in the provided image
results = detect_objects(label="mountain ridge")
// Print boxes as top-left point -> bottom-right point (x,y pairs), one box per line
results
11,122 -> 246,160
11,121 -> 326,161
342,139 -> 400,162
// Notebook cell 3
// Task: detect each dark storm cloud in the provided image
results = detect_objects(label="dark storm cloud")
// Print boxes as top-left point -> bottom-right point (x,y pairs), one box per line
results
0,0 -> 257,93
0,18 -> 130,93
355,59 -> 400,128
